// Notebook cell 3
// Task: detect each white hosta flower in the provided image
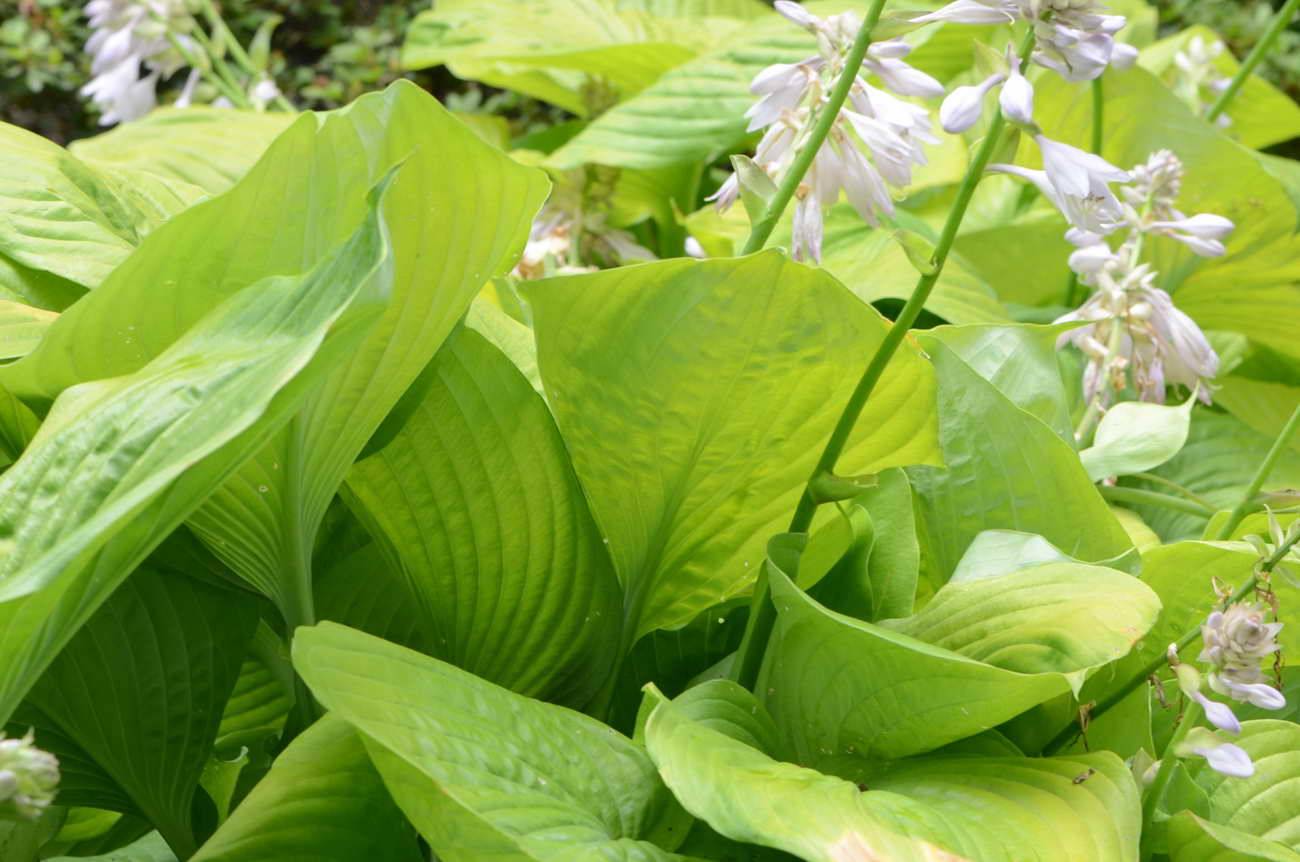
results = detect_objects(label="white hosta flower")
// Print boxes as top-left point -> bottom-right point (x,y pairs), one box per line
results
0,732 -> 58,822
1177,730 -> 1255,778
1146,213 -> 1235,257
989,135 -> 1128,236
81,0 -> 195,125
249,76 -> 282,111
1174,35 -> 1234,125
913,0 -> 1127,81
713,3 -> 941,261
939,72 -> 1005,133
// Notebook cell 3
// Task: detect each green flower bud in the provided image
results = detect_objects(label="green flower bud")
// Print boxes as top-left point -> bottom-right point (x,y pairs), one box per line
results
0,731 -> 59,821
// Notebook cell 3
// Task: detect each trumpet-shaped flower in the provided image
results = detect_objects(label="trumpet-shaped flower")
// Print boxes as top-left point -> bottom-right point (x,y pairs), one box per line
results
989,135 -> 1129,236
81,0 -> 195,125
711,3 -> 942,261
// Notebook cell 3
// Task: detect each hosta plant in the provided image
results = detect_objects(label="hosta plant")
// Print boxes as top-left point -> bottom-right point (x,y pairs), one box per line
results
1,0 -> 1300,860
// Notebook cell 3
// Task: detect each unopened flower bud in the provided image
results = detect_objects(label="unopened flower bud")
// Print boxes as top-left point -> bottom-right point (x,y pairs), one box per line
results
0,732 -> 58,821
939,73 -> 1005,133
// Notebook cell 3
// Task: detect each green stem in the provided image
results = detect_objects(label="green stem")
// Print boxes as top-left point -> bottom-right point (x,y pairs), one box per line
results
1206,0 -> 1300,123
1074,314 -> 1125,443
1213,402 -> 1300,540
166,32 -> 249,108
1099,485 -> 1216,519
1043,532 -> 1300,755
730,27 -> 1040,692
1140,698 -> 1203,860
199,0 -> 259,76
738,0 -> 888,255
1131,472 -> 1217,510
1062,78 -> 1105,306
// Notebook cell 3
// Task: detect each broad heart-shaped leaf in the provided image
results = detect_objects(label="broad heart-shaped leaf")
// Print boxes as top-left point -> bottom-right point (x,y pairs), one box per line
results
645,691 -> 1141,862
2,83 -> 549,628
1125,409 -> 1300,540
16,567 -> 258,857
1080,396 -> 1195,481
949,531 -> 1079,583
68,108 -> 295,197
1031,66 -> 1300,360
1137,25 -> 1300,151
0,181 -> 390,725
0,122 -> 203,305
908,337 -> 1135,581
402,0 -> 764,114
525,252 -> 939,638
191,714 -> 421,862
1214,377 -> 1300,454
922,322 -> 1077,442
343,324 -> 622,707
1168,721 -> 1300,862
293,623 -> 694,861
759,556 -> 1156,765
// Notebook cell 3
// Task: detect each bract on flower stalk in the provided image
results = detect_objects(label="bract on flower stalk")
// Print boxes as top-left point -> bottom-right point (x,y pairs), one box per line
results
709,1 -> 943,261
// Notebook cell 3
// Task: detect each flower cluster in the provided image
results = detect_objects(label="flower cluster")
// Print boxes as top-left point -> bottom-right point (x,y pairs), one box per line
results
1173,35 -> 1233,127
914,0 -> 1137,82
1051,150 -> 1230,408
0,731 -> 59,822
81,0 -> 196,125
709,1 -> 944,261
1163,600 -> 1286,779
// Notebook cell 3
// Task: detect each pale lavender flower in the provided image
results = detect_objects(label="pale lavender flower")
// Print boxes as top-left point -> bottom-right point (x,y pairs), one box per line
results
939,73 -> 1006,133
81,0 -> 194,124
999,51 -> 1035,126
1174,35 -> 1234,126
989,135 -> 1129,236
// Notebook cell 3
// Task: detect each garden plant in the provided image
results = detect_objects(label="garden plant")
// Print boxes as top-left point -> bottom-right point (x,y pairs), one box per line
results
3,0 -> 1300,859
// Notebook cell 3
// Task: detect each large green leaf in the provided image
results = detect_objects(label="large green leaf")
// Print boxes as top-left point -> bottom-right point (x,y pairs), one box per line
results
908,337 -> 1134,580
1032,66 -> 1300,359
759,553 -> 1156,764
0,122 -> 201,303
191,713 -> 421,862
344,324 -> 622,706
19,567 -> 257,856
1168,721 -> 1300,862
294,622 -> 693,861
0,179 -> 390,724
46,832 -> 178,862
402,0 -> 764,114
69,108 -> 296,197
645,689 -> 1141,861
524,251 -> 941,637
2,83 -> 549,631
0,299 -> 57,361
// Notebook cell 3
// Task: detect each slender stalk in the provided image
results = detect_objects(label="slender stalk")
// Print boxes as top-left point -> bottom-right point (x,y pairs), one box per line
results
1131,472 -> 1217,510
1213,402 -> 1300,540
1207,0 -> 1300,123
738,0 -> 888,255
1063,77 -> 1105,305
1073,313 -> 1125,443
1044,532 -> 1300,755
1140,698 -> 1202,860
730,27 -> 1039,691
1099,485 -> 1216,519
166,32 -> 249,108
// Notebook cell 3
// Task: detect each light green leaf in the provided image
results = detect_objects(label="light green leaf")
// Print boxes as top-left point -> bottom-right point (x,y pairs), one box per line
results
646,692 -> 1141,861
908,337 -> 1135,580
294,622 -> 692,861
524,252 -> 941,637
1080,395 -> 1196,481
20,568 -> 258,856
1168,721 -> 1300,862
949,530 -> 1076,583
69,108 -> 296,197
215,622 -> 294,751
344,324 -> 622,707
313,541 -> 435,655
0,299 -> 56,361
760,557 -> 1154,764
191,714 -> 422,862
403,0 -> 763,114
1215,377 -> 1300,452
923,322 -> 1077,441
0,180 -> 390,724
0,122 -> 200,299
